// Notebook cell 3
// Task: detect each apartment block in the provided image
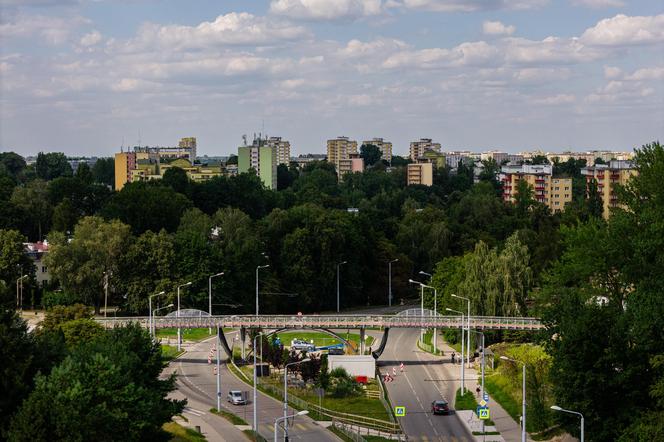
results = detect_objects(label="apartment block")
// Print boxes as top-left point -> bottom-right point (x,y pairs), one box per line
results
409,138 -> 441,162
407,162 -> 433,186
581,160 -> 637,219
362,137 -> 392,164
266,136 -> 291,165
500,164 -> 572,212
327,136 -> 358,164
238,137 -> 277,190
337,154 -> 365,181
444,151 -> 473,169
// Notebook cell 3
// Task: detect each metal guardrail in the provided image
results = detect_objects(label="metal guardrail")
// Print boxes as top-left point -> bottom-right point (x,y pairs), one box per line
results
332,420 -> 407,441
97,314 -> 544,331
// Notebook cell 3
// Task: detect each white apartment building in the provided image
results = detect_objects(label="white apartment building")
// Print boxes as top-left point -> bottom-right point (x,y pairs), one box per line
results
409,138 -> 441,162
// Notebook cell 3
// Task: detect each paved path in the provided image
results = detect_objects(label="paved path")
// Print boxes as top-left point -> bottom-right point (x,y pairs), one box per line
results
167,335 -> 341,442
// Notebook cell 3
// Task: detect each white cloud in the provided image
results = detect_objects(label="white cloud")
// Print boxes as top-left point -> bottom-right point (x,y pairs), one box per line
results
0,14 -> 90,45
401,0 -> 547,12
571,0 -> 624,8
505,36 -> 603,64
336,38 -> 408,58
580,14 -> 664,46
127,12 -> 309,51
382,41 -> 499,69
533,94 -> 576,105
483,20 -> 515,35
625,66 -> 664,81
270,0 -> 384,21
603,66 -> 622,78
80,30 -> 102,47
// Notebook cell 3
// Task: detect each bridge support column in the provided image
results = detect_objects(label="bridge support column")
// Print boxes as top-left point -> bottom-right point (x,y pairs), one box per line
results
360,327 -> 366,355
240,327 -> 246,360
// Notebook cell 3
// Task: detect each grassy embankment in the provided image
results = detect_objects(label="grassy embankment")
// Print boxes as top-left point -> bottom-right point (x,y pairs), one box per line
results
163,422 -> 206,442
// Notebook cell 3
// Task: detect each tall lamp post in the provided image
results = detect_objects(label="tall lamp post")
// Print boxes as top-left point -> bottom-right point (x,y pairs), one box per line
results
550,406 -> 584,442
408,279 -> 425,342
419,271 -> 437,354
446,308 -> 465,394
256,265 -> 270,315
501,356 -> 527,442
208,272 -> 224,333
16,274 -> 27,311
253,332 -> 264,435
388,259 -> 398,307
336,261 -> 347,313
283,358 -> 311,441
451,294 -> 471,369
152,303 -> 174,336
176,281 -> 192,351
102,271 -> 111,317
149,290 -> 165,338
274,410 -> 309,442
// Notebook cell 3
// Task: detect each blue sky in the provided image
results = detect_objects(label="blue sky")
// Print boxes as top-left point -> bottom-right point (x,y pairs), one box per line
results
1,0 -> 662,157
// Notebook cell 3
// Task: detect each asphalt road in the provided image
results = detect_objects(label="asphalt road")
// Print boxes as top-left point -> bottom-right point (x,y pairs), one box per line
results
170,334 -> 340,442
379,328 -> 474,441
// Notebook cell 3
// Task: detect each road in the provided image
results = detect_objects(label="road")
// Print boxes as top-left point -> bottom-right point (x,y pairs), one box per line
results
379,328 -> 474,441
168,334 -> 341,442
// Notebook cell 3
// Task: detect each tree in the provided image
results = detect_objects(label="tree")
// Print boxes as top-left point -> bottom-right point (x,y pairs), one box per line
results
51,198 -> 78,233
0,153 -> 26,181
585,179 -> 603,219
11,180 -> 52,240
35,152 -> 72,181
91,158 -> 115,187
41,304 -> 93,331
75,163 -> 93,185
59,318 -> 104,349
0,229 -> 34,309
360,143 -> 382,167
8,324 -> 185,441
277,163 -> 298,190
45,217 -> 131,313
162,167 -> 190,195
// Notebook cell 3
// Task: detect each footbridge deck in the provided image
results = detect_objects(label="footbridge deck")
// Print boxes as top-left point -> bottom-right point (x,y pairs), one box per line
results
97,314 -> 544,331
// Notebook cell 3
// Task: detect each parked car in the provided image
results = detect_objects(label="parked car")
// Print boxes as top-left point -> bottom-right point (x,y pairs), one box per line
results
431,400 -> 450,415
227,390 -> 247,405
290,339 -> 315,351
328,347 -> 345,355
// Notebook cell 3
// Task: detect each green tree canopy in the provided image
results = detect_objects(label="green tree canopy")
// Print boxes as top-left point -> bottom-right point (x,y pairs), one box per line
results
35,152 -> 72,181
360,143 -> 382,167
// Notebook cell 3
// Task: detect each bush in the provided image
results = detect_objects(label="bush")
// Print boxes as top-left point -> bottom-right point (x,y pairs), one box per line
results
42,291 -> 82,309
328,367 -> 362,398
41,304 -> 92,331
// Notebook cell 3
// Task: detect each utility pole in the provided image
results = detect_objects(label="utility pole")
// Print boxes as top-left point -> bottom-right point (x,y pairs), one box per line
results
388,259 -> 398,307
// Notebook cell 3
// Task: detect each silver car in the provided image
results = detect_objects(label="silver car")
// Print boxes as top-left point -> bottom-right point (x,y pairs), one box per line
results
227,390 -> 247,405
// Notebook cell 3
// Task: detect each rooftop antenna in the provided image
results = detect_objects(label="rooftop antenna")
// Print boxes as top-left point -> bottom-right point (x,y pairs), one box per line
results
242,134 -> 247,146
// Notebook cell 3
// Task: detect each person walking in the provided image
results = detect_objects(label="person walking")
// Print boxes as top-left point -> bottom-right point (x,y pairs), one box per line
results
451,352 -> 456,364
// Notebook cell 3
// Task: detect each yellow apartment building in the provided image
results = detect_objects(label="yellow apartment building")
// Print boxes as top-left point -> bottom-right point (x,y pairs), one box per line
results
362,138 -> 393,164
409,138 -> 441,162
407,162 -> 433,186
500,164 -> 572,212
581,160 -> 637,219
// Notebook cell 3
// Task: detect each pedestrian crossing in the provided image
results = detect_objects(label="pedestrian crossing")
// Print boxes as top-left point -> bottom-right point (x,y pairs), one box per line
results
183,406 -> 206,417
407,436 -> 471,441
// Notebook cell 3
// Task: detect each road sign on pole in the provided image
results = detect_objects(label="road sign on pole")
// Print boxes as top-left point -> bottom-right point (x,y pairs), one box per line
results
483,392 -> 489,402
478,407 -> 490,420
395,406 -> 406,417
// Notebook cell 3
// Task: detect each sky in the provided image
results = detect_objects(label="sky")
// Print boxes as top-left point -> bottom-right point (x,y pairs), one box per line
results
0,0 -> 662,157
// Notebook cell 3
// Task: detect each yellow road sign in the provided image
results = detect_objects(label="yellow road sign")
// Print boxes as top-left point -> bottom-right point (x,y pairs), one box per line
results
479,408 -> 490,420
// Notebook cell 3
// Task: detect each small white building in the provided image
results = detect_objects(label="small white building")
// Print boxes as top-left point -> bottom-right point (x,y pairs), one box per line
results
24,241 -> 50,286
328,355 -> 376,379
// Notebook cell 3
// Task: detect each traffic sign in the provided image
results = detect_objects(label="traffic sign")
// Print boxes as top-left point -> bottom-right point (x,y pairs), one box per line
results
479,399 -> 487,407
395,406 -> 406,417
483,392 -> 489,402
478,407 -> 490,420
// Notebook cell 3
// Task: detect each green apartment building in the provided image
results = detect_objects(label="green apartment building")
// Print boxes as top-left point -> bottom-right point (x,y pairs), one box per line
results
238,140 -> 277,190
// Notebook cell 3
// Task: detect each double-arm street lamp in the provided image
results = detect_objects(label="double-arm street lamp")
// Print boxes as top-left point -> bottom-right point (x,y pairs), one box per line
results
208,272 -> 224,333
274,410 -> 309,442
446,308 -> 465,394
408,279 -> 425,342
256,265 -> 270,316
283,359 -> 311,441
149,290 -> 165,337
419,271 -> 438,353
152,303 -> 174,334
253,332 -> 265,434
550,406 -> 584,442
451,294 -> 471,369
177,281 -> 192,351
501,356 -> 527,442
388,259 -> 398,307
336,261 -> 347,313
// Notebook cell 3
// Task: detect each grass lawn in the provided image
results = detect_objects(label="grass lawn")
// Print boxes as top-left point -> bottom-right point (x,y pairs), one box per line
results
275,331 -> 374,348
209,408 -> 247,426
328,426 -> 353,442
242,430 -> 267,442
161,345 -> 184,362
163,422 -> 206,442
455,388 -> 495,426
484,375 -> 523,429
156,328 -> 215,342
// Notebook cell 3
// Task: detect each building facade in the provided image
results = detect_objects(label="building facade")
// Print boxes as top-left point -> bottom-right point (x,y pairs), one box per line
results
337,154 -> 365,181
409,138 -> 441,162
500,164 -> 573,212
266,136 -> 291,165
407,162 -> 433,186
327,136 -> 358,180
24,241 -> 50,286
362,138 -> 392,164
238,137 -> 278,190
581,160 -> 637,219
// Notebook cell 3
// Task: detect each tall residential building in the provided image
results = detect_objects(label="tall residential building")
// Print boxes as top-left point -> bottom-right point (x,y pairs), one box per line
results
581,160 -> 637,219
407,163 -> 433,186
500,164 -> 573,213
327,136 -> 358,164
266,136 -> 291,165
238,136 -> 277,190
337,154 -> 365,181
409,138 -> 441,162
362,138 -> 392,164
178,136 -> 197,159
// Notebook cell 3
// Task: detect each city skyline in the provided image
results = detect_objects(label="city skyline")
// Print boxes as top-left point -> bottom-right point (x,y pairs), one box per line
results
1,1 -> 662,157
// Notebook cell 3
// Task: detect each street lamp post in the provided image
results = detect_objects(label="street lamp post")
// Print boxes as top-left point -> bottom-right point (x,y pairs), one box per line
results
408,279 -> 425,342
216,326 -> 222,411
452,294 -> 471,369
149,290 -> 165,338
256,265 -> 270,316
16,275 -> 27,311
336,261 -> 347,313
419,271 -> 437,354
208,272 -> 224,333
283,359 -> 311,441
501,356 -> 527,442
388,259 -> 398,307
274,410 -> 309,442
152,303 -> 174,336
176,282 -> 192,351
103,271 -> 111,318
446,308 -> 465,394
253,332 -> 264,435
550,406 -> 584,442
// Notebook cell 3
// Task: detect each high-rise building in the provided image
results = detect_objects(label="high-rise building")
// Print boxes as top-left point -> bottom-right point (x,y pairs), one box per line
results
362,138 -> 392,164
409,138 -> 441,162
238,136 -> 277,190
178,136 -> 197,160
500,164 -> 573,213
327,136 -> 358,180
581,160 -> 637,219
266,137 -> 291,165
337,154 -> 365,181
407,163 -> 433,186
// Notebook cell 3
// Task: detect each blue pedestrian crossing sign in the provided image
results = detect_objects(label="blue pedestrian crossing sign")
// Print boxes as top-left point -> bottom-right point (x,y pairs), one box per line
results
395,406 -> 406,417
477,406 -> 490,420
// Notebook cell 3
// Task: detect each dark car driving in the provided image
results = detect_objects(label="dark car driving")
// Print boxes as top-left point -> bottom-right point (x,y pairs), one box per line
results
431,400 -> 450,415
